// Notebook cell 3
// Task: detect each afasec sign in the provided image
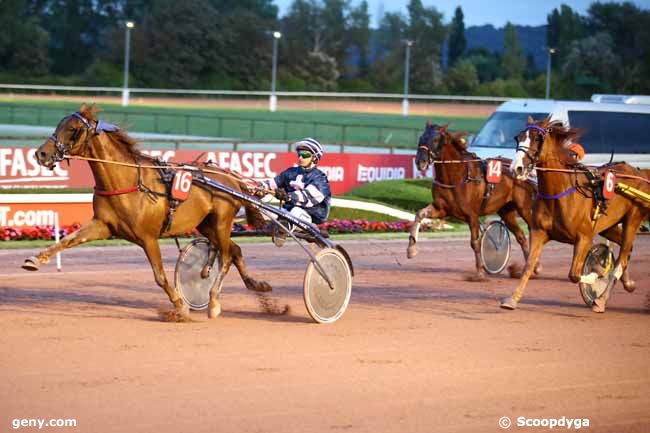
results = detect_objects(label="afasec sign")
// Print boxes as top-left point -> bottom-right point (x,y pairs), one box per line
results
0,148 -> 416,194
0,148 -> 69,187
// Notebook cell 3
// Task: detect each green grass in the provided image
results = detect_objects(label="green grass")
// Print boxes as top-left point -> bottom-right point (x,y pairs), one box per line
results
0,99 -> 486,148
344,179 -> 432,212
327,207 -> 402,221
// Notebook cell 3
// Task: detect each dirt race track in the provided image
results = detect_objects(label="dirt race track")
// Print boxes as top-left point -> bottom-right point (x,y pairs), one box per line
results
1,236 -> 649,433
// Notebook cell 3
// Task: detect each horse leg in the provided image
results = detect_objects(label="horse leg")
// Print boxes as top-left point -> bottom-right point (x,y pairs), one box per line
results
468,216 -> 488,282
594,216 -> 642,312
231,241 -> 272,293
407,204 -> 443,259
500,228 -> 549,309
197,219 -> 235,319
568,233 -> 594,285
600,225 -> 635,292
141,238 -> 189,321
22,218 -> 111,271
497,205 -> 541,277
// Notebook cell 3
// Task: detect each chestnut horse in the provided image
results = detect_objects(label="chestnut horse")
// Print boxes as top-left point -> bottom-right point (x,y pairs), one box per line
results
22,104 -> 271,320
501,116 -> 650,312
407,123 -> 538,280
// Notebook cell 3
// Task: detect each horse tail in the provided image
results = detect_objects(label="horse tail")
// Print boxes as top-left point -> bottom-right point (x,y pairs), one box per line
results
244,203 -> 267,230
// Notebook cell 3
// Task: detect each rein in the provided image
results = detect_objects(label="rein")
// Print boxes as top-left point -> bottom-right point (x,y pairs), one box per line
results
535,166 -> 650,184
66,155 -> 261,187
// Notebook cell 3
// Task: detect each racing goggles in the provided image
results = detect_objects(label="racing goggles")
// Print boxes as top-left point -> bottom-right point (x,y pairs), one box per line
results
297,150 -> 313,159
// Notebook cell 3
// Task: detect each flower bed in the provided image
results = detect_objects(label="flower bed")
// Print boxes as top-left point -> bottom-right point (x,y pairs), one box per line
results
0,219 -> 439,241
0,224 -> 82,241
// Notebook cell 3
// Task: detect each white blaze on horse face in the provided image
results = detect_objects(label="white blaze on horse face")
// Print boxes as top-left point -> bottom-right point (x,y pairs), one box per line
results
511,130 -> 531,180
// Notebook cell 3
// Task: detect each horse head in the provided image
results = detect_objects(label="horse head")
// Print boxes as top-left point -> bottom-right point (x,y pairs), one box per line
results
511,116 -> 551,180
511,116 -> 582,179
415,121 -> 444,171
36,104 -> 101,169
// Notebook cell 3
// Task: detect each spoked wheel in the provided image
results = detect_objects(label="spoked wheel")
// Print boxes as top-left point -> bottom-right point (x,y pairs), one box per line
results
303,247 -> 352,324
174,238 -> 222,310
480,220 -> 511,275
579,243 -> 615,306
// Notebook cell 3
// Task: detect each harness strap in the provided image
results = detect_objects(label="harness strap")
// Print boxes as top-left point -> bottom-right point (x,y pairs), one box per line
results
536,186 -> 577,200
94,185 -> 139,196
432,179 -> 462,189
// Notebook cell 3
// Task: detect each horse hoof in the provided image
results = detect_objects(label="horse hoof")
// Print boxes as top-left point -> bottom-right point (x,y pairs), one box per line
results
592,299 -> 606,313
500,296 -> 518,310
508,263 -> 524,279
466,273 -> 488,282
622,280 -> 636,293
406,246 -> 418,259
22,256 -> 40,271
247,280 -> 272,293
158,304 -> 191,322
208,301 -> 221,319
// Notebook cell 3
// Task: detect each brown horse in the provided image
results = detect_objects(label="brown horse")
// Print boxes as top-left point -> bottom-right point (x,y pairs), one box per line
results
22,104 -> 271,320
407,123 -> 538,281
501,116 -> 650,312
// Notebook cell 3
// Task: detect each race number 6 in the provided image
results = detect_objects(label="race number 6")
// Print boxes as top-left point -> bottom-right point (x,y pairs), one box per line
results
172,170 -> 192,201
603,171 -> 616,199
486,159 -> 502,183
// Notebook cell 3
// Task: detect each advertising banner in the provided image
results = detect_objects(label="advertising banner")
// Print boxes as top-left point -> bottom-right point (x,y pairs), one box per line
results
0,147 -> 420,195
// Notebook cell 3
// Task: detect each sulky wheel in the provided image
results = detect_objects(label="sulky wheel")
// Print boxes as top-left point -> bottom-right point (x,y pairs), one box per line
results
303,247 -> 352,324
480,220 -> 511,275
174,238 -> 222,310
579,243 -> 615,306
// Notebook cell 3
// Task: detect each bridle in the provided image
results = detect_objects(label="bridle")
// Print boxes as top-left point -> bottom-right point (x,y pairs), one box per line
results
48,112 -> 95,162
515,124 -> 547,174
48,112 -> 120,163
417,126 -> 441,168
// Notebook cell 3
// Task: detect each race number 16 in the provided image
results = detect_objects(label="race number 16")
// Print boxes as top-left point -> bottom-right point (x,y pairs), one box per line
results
172,170 -> 192,201
603,171 -> 616,199
486,159 -> 502,183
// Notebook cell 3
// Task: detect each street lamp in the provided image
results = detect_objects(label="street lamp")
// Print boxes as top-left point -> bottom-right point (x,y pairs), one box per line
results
122,20 -> 135,107
402,40 -> 414,116
545,47 -> 556,100
269,31 -> 282,112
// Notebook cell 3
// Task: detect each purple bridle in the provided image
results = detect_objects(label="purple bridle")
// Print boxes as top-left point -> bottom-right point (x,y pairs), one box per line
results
48,112 -> 119,162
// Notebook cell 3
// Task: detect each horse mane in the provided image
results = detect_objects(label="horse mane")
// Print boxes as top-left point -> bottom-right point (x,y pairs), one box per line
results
543,119 -> 583,146
439,126 -> 476,158
105,128 -> 151,160
78,103 -> 151,161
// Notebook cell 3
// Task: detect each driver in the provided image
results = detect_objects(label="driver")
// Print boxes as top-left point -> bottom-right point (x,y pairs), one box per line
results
259,138 -> 331,246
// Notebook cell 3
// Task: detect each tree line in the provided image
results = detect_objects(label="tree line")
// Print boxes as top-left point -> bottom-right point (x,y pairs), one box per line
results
0,0 -> 648,98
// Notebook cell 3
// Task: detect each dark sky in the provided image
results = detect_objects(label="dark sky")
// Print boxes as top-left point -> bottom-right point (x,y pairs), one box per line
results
274,0 -> 650,28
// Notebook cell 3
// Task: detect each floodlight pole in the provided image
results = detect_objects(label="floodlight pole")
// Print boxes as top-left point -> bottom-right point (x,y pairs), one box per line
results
545,47 -> 556,100
402,40 -> 414,116
122,21 -> 135,107
269,31 -> 282,112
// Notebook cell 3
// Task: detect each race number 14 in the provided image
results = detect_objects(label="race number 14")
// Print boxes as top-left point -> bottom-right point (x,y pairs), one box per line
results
172,170 -> 192,201
486,160 -> 502,183
603,171 -> 616,199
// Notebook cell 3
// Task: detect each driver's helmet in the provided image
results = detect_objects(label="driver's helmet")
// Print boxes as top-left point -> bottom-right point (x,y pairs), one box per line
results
294,138 -> 324,163
567,143 -> 585,160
